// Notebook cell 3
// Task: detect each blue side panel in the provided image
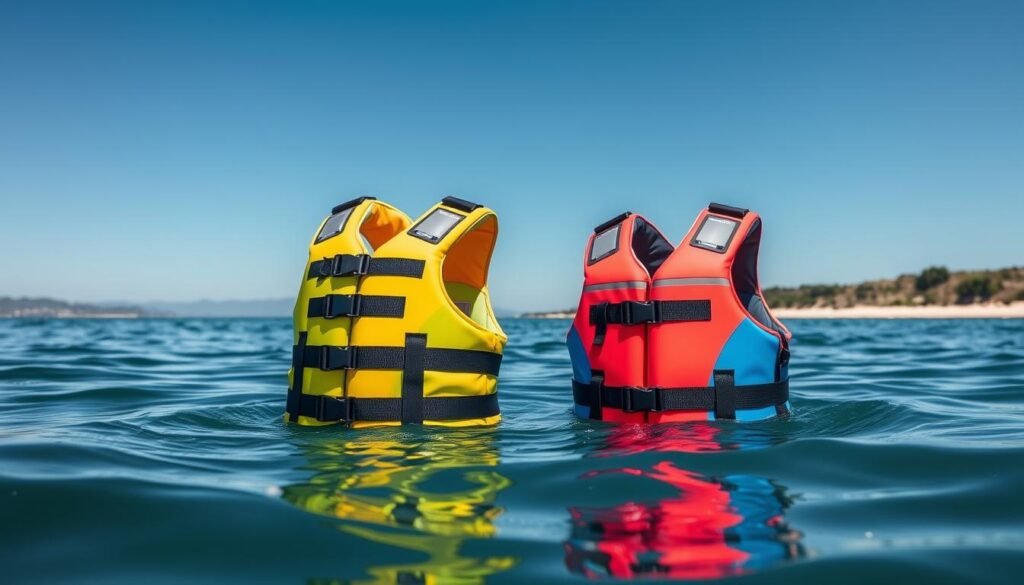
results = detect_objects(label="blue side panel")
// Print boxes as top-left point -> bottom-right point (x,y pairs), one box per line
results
574,404 -> 591,418
713,319 -> 784,421
566,325 -> 591,418
735,406 -> 779,422
567,325 -> 591,382
715,319 -> 778,386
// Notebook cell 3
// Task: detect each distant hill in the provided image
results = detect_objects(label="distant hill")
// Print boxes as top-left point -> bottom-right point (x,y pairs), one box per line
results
2,295 -> 521,319
0,297 -> 291,318
139,298 -> 294,318
139,299 -> 518,318
0,297 -> 156,318
763,266 -> 1024,309
519,266 -> 1024,317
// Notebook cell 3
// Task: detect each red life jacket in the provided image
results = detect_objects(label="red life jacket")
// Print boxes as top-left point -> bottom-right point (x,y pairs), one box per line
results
567,202 -> 791,423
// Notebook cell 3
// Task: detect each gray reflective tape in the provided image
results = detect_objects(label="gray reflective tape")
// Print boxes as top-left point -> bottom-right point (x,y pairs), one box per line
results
653,277 -> 729,287
582,281 -> 648,292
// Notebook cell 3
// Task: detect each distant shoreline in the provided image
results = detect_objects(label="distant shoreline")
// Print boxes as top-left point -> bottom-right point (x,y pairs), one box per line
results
521,302 -> 1024,320
773,302 -> 1024,319
0,313 -> 144,320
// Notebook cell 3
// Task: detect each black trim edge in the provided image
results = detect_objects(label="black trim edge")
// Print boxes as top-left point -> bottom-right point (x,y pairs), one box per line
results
594,212 -> 632,234
333,196 -> 377,214
708,202 -> 748,219
441,196 -> 483,213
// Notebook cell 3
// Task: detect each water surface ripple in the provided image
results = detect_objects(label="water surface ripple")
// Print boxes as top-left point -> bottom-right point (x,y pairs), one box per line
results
1,318 -> 1023,583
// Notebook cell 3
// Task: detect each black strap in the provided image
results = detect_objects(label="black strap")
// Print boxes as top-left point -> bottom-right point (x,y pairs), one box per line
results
571,375 -> 788,420
292,392 -> 500,423
714,371 -> 737,420
307,254 -> 426,280
402,333 -> 426,424
286,332 -> 308,423
590,300 -> 711,329
298,344 -> 502,376
592,302 -> 609,345
658,301 -> 712,322
307,294 -> 405,319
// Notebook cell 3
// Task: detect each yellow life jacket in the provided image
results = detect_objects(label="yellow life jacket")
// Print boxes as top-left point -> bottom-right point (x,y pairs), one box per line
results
286,196 -> 507,428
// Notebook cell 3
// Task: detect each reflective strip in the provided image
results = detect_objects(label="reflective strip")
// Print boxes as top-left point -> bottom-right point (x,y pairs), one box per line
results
653,277 -> 729,287
582,281 -> 648,292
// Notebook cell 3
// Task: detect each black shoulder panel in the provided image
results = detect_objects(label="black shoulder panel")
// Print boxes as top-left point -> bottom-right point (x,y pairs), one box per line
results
708,202 -> 748,219
441,196 -> 483,213
632,217 -> 674,276
594,212 -> 632,234
332,196 -> 377,214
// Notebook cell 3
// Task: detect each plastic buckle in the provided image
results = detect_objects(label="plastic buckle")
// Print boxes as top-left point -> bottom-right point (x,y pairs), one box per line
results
331,254 -> 370,277
314,395 -> 353,423
318,346 -> 356,370
314,396 -> 326,421
347,294 -> 362,316
780,347 -> 790,366
624,387 -> 661,412
316,258 -> 333,278
623,301 -> 657,325
323,294 -> 361,319
318,346 -> 333,370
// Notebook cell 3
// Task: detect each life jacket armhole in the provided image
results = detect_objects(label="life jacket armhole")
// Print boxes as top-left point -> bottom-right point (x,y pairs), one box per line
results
438,213 -> 507,339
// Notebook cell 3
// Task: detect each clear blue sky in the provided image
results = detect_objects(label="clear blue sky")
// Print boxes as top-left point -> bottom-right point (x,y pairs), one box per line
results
1,0 -> 1021,311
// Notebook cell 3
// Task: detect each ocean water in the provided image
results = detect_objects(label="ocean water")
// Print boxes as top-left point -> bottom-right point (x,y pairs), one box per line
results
1,318 -> 1023,584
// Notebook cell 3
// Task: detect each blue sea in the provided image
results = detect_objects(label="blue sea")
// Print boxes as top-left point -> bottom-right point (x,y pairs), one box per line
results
1,318 -> 1023,584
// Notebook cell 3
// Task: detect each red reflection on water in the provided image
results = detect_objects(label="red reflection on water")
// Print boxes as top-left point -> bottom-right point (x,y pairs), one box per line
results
597,422 -> 728,455
565,425 -> 802,580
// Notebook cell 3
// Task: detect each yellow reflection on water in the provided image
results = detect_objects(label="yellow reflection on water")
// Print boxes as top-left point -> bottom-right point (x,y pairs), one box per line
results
284,433 -> 516,585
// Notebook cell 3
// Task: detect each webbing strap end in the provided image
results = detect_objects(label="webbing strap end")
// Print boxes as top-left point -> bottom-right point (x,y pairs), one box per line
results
713,370 -> 737,420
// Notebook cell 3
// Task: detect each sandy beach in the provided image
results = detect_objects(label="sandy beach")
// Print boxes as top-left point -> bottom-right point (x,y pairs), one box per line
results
773,302 -> 1024,319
